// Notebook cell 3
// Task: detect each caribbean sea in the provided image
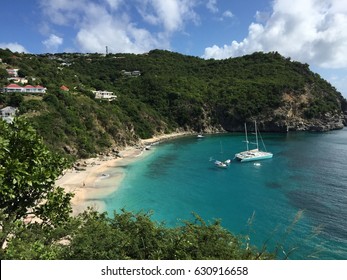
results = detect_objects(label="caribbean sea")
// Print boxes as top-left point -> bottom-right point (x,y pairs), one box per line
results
104,128 -> 347,259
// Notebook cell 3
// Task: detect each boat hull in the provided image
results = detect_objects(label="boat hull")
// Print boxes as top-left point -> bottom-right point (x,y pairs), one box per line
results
235,151 -> 273,162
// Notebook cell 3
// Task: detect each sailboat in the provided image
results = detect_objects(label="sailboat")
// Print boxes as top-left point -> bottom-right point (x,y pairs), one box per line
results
234,121 -> 273,162
214,141 -> 231,168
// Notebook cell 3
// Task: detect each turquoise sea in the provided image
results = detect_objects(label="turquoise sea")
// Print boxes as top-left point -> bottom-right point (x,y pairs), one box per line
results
104,128 -> 347,259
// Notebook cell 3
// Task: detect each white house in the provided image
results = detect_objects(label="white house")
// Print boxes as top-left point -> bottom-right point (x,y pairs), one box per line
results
92,90 -> 117,101
0,106 -> 18,123
6,68 -> 19,77
121,70 -> 141,77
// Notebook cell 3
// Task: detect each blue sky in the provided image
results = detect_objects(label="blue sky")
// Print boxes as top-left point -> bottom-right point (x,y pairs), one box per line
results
1,0 -> 346,97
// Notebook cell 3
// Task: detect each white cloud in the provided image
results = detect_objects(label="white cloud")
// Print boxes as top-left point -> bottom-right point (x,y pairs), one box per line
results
255,11 -> 270,23
74,1 -> 169,53
222,10 -> 233,19
203,0 -> 347,69
39,0 -> 87,26
138,0 -> 199,33
206,0 -> 218,14
76,15 -> 168,54
0,42 -> 28,53
42,34 -> 63,52
105,0 -> 123,10
38,0 -> 199,54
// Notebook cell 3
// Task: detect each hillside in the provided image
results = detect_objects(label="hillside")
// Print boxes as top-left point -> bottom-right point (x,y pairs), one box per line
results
1,48 -> 346,158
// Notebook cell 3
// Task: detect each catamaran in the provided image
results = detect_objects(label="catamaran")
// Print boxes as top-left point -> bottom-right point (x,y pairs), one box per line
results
234,121 -> 273,162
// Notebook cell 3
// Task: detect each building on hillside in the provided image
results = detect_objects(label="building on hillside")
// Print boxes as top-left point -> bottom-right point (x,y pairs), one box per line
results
92,90 -> 117,101
121,70 -> 141,77
23,85 -> 37,93
6,68 -> 19,77
0,106 -> 18,123
132,70 -> 141,76
7,77 -> 28,84
60,85 -> 69,91
2,83 -> 47,94
32,85 -> 46,93
2,83 -> 22,92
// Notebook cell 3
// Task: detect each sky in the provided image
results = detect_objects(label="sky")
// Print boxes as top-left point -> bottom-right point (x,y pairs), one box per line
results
1,0 -> 347,97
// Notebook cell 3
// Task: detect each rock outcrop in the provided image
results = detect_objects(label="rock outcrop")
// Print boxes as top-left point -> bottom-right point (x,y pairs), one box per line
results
259,90 -> 345,132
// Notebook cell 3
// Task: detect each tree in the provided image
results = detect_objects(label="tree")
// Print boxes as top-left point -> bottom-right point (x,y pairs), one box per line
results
60,209 -> 274,260
0,118 -> 73,249
0,68 -> 9,80
8,92 -> 24,107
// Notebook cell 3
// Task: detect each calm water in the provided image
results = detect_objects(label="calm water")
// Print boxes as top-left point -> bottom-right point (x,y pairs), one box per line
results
104,128 -> 347,259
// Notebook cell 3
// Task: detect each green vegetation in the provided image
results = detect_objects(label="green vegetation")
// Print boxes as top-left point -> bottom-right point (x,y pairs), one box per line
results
1,48 -> 345,157
0,118 -> 73,252
1,206 -> 274,260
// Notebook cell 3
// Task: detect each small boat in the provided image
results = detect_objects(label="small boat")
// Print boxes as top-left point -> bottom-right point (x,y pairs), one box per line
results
214,160 -> 228,168
235,121 -> 273,162
213,140 -> 231,168
197,134 -> 204,138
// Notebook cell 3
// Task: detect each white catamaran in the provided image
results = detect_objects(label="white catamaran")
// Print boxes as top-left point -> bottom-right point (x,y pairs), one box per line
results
234,121 -> 273,162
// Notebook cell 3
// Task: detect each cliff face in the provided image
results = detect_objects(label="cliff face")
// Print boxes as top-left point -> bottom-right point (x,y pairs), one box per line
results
215,84 -> 345,133
267,91 -> 344,132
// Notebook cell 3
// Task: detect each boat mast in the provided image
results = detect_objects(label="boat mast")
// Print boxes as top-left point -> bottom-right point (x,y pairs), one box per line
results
255,121 -> 259,151
244,123 -> 249,151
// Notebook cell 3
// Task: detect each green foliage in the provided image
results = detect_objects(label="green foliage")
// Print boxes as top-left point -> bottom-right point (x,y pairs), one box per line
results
66,209 -> 272,260
1,212 -> 79,260
0,68 -> 9,80
7,93 -> 24,107
0,118 -> 73,249
2,209 -> 273,260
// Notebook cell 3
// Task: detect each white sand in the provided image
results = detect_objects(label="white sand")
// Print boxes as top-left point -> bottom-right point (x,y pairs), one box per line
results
57,131 -> 192,215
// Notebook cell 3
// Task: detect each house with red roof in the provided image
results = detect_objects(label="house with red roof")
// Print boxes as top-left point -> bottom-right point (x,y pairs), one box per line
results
2,83 -> 22,93
23,85 -> 36,93
34,85 -> 46,93
60,85 -> 69,91
2,83 -> 47,94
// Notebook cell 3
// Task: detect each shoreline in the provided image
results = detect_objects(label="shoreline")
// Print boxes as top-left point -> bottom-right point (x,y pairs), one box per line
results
57,131 -> 193,215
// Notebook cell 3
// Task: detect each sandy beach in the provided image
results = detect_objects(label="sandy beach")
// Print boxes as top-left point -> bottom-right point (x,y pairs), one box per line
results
57,131 -> 192,215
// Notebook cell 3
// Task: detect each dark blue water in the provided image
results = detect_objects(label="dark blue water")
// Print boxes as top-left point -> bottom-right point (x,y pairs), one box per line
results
104,128 -> 347,259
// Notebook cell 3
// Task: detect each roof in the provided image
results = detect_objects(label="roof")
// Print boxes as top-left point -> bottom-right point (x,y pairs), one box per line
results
5,83 -> 22,88
0,106 -> 18,113
60,85 -> 69,91
3,84 -> 46,92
